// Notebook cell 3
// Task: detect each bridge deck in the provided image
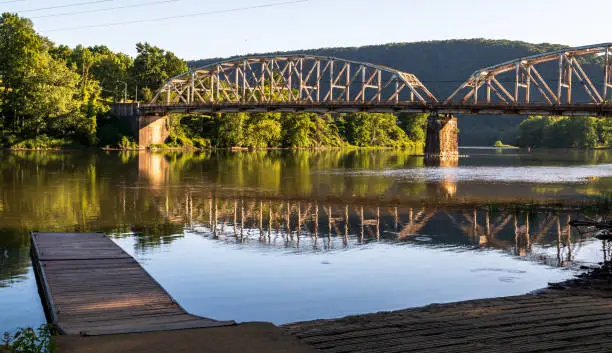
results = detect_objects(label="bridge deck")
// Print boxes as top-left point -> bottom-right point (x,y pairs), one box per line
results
138,102 -> 612,117
31,232 -> 234,336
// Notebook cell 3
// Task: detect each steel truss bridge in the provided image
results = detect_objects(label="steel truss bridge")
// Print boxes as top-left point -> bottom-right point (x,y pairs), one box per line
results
144,43 -> 612,116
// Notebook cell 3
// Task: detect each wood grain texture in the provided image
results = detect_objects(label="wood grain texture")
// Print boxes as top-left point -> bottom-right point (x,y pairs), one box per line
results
283,291 -> 612,353
31,232 -> 234,336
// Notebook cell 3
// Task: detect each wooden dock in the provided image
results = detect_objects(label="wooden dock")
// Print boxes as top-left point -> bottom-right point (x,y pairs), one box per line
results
31,232 -> 234,336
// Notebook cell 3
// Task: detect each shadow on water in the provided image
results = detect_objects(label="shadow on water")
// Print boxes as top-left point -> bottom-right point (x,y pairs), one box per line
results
1,148 -> 612,329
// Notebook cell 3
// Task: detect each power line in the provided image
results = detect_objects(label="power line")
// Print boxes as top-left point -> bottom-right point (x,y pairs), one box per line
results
43,0 -> 309,32
0,0 -> 25,4
31,0 -> 181,19
17,0 -> 114,14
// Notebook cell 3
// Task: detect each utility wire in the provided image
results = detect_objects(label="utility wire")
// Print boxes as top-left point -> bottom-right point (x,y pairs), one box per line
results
0,0 -> 25,4
17,0 -> 114,13
31,0 -> 180,19
43,0 -> 308,32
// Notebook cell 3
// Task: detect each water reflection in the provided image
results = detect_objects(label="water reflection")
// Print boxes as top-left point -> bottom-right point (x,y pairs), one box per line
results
1,149 -> 611,281
0,149 -> 611,331
179,197 -> 601,268
0,229 -> 30,288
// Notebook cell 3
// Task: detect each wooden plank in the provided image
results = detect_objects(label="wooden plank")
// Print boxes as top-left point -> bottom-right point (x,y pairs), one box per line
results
31,232 -> 235,336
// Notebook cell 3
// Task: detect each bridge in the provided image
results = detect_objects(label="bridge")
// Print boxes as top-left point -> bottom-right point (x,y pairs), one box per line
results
112,43 -> 612,156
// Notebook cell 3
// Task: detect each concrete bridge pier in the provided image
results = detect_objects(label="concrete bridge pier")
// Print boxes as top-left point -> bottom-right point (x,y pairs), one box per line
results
111,103 -> 169,148
424,114 -> 459,164
138,114 -> 170,147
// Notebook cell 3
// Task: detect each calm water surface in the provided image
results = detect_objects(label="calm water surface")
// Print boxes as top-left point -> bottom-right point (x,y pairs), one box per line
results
1,148 -> 612,332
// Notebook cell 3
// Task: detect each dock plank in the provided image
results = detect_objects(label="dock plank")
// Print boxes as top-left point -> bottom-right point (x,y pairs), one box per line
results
31,232 -> 234,336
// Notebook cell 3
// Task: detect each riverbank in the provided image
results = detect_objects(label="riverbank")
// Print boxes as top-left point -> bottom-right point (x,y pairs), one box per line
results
283,260 -> 612,353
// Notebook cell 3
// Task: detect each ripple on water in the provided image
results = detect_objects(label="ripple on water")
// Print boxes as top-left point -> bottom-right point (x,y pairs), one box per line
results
470,268 -> 528,274
321,164 -> 612,183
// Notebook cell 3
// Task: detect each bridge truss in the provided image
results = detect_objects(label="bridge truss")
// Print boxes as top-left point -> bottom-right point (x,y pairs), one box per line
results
446,43 -> 612,105
150,55 -> 437,106
145,44 -> 612,116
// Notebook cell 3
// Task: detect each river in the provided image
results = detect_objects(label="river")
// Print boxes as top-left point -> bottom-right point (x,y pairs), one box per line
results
1,148 -> 611,333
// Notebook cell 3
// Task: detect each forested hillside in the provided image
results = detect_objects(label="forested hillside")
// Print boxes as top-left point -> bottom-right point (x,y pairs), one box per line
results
191,39 -> 588,146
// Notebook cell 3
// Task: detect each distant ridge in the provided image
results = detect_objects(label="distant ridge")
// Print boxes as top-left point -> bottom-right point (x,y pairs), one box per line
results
189,39 -> 570,98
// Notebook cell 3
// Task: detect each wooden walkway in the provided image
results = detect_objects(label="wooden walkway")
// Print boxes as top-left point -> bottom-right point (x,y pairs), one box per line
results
31,232 -> 234,336
283,291 -> 612,353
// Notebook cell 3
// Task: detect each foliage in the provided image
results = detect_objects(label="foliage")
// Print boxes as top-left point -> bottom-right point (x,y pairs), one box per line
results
245,119 -> 282,148
9,136 -> 69,150
0,13 -> 105,147
118,136 -> 139,150
2,326 -> 54,353
130,42 -> 188,93
0,13 -> 43,131
519,116 -> 611,148
96,114 -> 136,148
215,113 -> 247,147
162,111 -> 421,149
341,113 -> 413,148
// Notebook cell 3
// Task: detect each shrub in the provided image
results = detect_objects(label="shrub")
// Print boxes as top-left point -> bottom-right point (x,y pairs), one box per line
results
191,137 -> 210,149
118,136 -> 139,149
2,326 -> 54,353
9,136 -> 67,150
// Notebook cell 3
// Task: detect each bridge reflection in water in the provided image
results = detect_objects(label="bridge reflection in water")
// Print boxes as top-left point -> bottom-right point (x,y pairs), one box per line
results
127,149 -> 608,268
140,193 -> 592,268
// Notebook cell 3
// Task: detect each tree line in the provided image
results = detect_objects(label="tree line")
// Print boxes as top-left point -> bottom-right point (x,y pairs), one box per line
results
518,116 -> 612,149
1,13 -> 609,150
0,13 -> 428,150
0,13 -> 189,149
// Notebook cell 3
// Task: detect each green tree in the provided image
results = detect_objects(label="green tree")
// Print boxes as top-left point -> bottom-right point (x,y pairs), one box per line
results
282,113 -> 315,148
343,112 -> 410,147
244,119 -> 282,148
130,42 -> 188,93
397,113 -> 427,143
21,52 -> 81,135
0,13 -> 43,130
519,116 -> 607,149
216,113 -> 246,147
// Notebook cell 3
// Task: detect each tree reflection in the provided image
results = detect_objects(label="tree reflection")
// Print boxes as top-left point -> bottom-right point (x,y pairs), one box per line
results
0,149 -> 611,285
0,229 -> 30,287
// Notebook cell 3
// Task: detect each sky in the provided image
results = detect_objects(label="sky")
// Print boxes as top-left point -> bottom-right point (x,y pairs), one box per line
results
2,0 -> 611,60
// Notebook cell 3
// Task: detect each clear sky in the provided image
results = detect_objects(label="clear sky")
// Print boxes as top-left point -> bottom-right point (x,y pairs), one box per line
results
2,0 -> 611,60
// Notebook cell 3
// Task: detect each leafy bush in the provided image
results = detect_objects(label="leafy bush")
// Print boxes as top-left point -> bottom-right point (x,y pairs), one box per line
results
118,136 -> 139,149
9,136 -> 68,150
2,326 -> 54,353
191,137 -> 210,149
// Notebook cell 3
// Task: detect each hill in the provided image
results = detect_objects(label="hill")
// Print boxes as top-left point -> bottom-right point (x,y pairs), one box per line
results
190,39 -> 579,146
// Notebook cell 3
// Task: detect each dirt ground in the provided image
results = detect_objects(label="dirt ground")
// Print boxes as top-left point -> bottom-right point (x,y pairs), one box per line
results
55,322 -> 317,353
